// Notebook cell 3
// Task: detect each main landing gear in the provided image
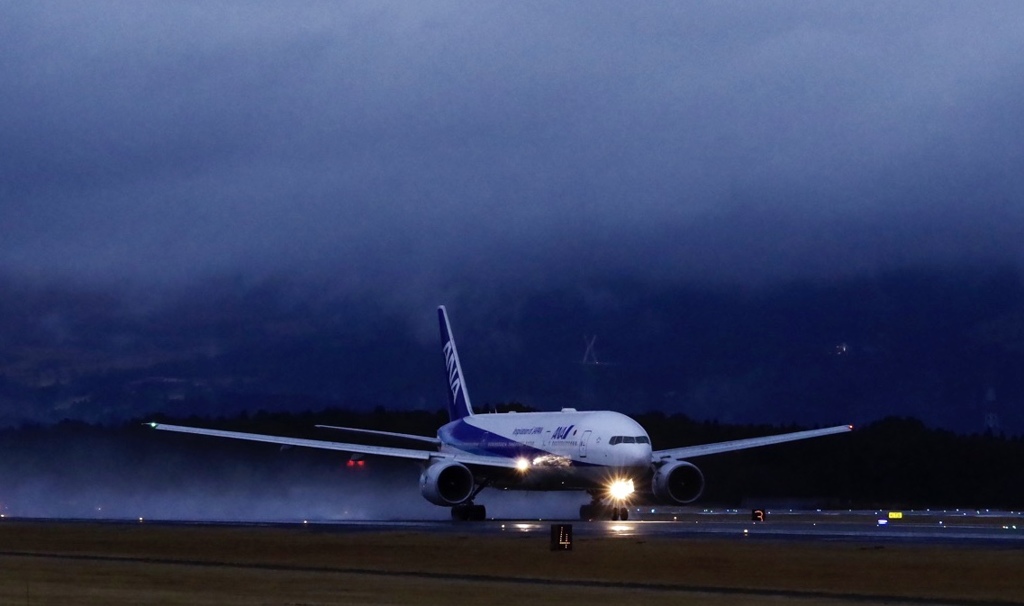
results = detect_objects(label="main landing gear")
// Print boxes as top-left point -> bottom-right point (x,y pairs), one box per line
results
450,480 -> 490,521
579,494 -> 629,521
451,503 -> 487,521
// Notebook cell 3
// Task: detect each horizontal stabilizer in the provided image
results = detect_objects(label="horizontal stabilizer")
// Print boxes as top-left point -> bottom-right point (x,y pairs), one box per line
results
147,422 -> 518,469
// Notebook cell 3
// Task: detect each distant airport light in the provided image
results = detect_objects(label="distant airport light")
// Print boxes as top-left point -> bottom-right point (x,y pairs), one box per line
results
888,511 -> 903,520
608,478 -> 634,501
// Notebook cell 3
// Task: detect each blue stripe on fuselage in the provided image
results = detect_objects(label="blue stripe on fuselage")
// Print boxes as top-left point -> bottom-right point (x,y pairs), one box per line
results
438,419 -> 596,466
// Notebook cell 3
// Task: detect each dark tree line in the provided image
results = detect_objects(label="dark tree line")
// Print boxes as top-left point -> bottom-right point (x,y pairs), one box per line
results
2,408 -> 1023,515
636,413 -> 1024,509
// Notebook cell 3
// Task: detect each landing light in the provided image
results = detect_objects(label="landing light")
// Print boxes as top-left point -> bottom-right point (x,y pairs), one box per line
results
515,458 -> 530,472
608,479 -> 634,501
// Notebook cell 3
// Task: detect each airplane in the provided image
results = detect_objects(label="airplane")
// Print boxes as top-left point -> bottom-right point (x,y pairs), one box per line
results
149,305 -> 852,521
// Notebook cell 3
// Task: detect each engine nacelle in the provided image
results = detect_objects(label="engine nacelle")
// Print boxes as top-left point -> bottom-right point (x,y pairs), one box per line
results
419,461 -> 475,506
652,461 -> 705,504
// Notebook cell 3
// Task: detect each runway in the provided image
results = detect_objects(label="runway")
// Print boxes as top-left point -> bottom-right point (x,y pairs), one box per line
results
498,508 -> 1024,544
8,507 -> 1023,545
249,507 -> 1024,546
3,511 -> 1024,605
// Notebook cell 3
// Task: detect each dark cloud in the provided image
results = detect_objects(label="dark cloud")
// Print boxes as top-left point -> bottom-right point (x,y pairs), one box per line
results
2,2 -> 1022,301
2,3 -> 1024,431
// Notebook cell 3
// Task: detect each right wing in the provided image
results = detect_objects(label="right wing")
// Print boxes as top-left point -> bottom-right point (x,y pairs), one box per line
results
652,424 -> 853,462
147,422 -> 517,469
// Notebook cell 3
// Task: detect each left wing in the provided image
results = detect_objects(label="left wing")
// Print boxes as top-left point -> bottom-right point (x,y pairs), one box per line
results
147,422 -> 519,469
314,424 -> 442,446
653,424 -> 853,462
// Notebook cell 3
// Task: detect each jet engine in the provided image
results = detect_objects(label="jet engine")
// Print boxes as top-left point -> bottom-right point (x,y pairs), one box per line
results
419,460 -> 475,506
652,461 -> 705,504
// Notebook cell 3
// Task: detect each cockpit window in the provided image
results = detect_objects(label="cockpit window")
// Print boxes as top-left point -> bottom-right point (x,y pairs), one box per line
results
610,435 -> 649,445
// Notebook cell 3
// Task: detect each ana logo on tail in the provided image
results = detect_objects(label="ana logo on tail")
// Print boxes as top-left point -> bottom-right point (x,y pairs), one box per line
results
438,306 -> 473,420
443,340 -> 462,404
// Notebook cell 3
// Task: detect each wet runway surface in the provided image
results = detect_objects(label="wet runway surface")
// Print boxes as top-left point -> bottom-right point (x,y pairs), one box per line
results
510,508 -> 1024,543
99,508 -> 1024,546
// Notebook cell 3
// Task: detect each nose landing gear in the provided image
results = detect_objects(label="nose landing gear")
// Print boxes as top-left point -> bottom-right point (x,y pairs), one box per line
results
579,493 -> 630,521
579,503 -> 629,521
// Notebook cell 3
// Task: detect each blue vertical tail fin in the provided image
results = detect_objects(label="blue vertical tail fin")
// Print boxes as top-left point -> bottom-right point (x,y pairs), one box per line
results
438,305 -> 474,421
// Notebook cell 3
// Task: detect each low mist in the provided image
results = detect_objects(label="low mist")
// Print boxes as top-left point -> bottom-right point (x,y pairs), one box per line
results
1,425 -> 431,521
0,423 -> 590,521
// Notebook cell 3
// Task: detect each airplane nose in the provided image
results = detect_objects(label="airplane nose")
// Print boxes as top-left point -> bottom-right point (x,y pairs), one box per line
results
627,444 -> 652,467
639,444 -> 652,464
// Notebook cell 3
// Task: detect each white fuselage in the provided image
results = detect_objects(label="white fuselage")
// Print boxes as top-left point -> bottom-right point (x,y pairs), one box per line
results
436,410 -> 652,490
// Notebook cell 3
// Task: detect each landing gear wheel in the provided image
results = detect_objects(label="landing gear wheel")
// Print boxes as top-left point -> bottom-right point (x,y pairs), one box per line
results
451,503 -> 487,521
581,503 -> 627,521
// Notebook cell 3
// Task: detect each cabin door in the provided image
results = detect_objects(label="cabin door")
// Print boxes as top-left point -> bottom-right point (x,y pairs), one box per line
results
579,430 -> 592,458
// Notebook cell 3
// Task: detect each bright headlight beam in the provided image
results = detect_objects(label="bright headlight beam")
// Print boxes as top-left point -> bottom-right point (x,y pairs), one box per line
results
608,479 -> 634,501
515,458 -> 530,472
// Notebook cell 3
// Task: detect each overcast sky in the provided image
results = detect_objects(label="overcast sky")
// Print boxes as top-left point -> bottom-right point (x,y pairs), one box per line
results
3,1 -> 1023,314
2,0 -> 1024,437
